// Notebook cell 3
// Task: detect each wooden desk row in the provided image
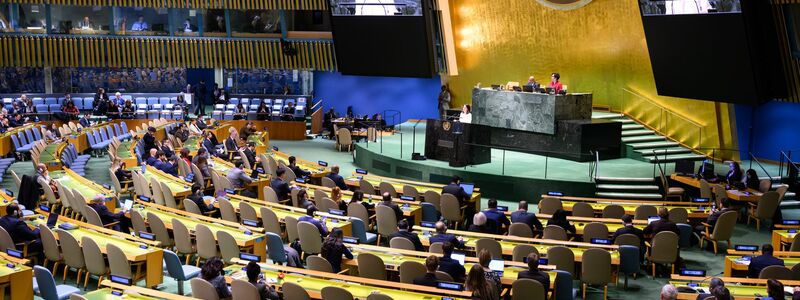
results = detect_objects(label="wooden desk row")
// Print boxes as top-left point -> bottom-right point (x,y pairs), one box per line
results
724,250 -> 800,278
670,174 -> 763,203
345,173 -> 483,210
539,195 -> 711,220
671,275 -> 800,300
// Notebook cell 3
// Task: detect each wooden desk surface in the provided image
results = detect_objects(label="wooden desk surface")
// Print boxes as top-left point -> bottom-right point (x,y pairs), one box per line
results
346,173 -> 483,204
95,280 -> 199,300
52,168 -> 117,211
296,182 -> 423,224
224,194 -> 352,236
0,251 -> 33,300
671,275 -> 800,300
670,174 -> 763,202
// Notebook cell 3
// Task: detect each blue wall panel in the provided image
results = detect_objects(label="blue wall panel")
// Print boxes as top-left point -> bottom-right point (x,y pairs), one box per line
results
313,72 -> 441,122
736,101 -> 800,161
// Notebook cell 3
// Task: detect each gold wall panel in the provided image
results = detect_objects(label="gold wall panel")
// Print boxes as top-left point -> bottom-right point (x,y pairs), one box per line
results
445,0 -> 737,158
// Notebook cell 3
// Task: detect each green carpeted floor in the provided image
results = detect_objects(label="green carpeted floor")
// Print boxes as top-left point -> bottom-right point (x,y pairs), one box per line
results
11,137 -> 791,299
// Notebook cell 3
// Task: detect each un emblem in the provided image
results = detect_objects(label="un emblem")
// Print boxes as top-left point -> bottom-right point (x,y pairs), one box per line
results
442,121 -> 451,132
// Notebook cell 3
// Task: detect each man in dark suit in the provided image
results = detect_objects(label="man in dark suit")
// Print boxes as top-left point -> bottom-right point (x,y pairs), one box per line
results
612,214 -> 644,246
413,255 -> 440,287
88,194 -> 132,233
748,244 -> 784,278
288,156 -> 310,178
441,176 -> 469,204
482,199 -> 510,234
201,132 -> 219,157
643,207 -> 680,237
377,192 -> 403,222
326,165 -> 349,190
696,278 -> 724,300
517,252 -> 549,299
298,205 -> 329,237
429,221 -> 465,249
194,80 -> 207,116
145,149 -> 160,166
438,242 -> 466,282
387,219 -> 423,251
142,127 -> 157,159
79,114 -> 91,128
187,184 -> 219,218
0,204 -> 42,255
695,198 -> 735,237
223,135 -> 239,159
270,168 -> 291,201
510,200 -> 543,232
242,143 -> 257,167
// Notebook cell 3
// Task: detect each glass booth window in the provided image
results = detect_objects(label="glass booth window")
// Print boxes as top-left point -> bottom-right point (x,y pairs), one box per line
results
114,7 -> 168,36
16,4 -> 46,33
172,9 -> 200,36
0,3 -> 11,32
230,10 -> 281,37
51,5 -> 111,35
205,9 -> 227,36
285,10 -> 330,31
330,0 -> 422,16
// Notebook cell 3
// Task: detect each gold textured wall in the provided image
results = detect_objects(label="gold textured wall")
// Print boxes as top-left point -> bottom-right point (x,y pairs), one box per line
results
446,0 -> 738,158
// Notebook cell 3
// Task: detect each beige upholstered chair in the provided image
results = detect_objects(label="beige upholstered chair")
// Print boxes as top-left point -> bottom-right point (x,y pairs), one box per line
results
582,222 -> 609,242
508,223 -> 533,238
634,205 -> 658,220
285,216 -> 300,242
543,225 -> 568,241
759,266 -> 793,280
475,238 -> 503,259
160,182 -> 179,209
547,246 -> 575,275
218,198 -> 238,223
195,224 -> 218,266
260,207 -> 282,236
307,255 -> 335,273
748,191 -> 780,231
360,180 -> 378,196
614,233 -> 641,247
190,278 -> 220,300
668,208 -> 688,224
231,279 -> 261,300
217,231 -> 240,264
647,231 -> 679,277
356,252 -> 386,280
399,261 -> 426,284
129,210 -> 148,235
512,244 -> 538,263
378,182 -> 397,197
429,242 -> 444,254
389,237 -> 416,251
700,211 -> 738,254
423,191 -> 441,212
322,286 -> 354,300
39,225 -> 63,277
512,278 -> 546,300
297,221 -> 322,256
581,248 -> 612,300
81,237 -> 108,289
602,205 -> 625,219
440,194 -> 463,229
108,243 -> 145,284
147,212 -> 174,248
282,282 -> 311,300
239,202 -> 259,224
172,219 -> 196,265
538,197 -> 562,215
321,177 -> 336,189
57,230 -> 86,284
376,205 -> 398,244
403,185 -> 420,199
572,202 -> 595,218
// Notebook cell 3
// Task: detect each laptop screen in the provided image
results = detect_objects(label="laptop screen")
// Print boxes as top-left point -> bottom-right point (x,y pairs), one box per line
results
343,236 -> 359,244
450,253 -> 465,265
123,200 -> 133,211
46,211 -> 60,228
648,216 -> 660,224
489,260 -> 504,274
459,183 -> 474,196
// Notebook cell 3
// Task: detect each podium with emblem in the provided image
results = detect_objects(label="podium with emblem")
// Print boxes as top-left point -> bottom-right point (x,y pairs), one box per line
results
424,119 -> 491,167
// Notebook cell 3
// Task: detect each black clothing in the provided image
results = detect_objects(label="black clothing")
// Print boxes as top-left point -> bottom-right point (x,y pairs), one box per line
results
322,243 -> 353,273
510,210 -> 544,231
412,273 -> 438,287
270,178 -> 290,201
547,219 -> 577,234
517,270 -> 550,299
387,230 -> 424,251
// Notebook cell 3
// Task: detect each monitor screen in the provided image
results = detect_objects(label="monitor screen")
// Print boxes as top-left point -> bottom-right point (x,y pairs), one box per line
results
675,160 -> 696,175
735,245 -> 759,251
242,219 -> 259,227
4,189 -> 13,197
496,206 -> 508,212
110,275 -> 132,285
295,178 -> 306,183
239,253 -> 260,262
420,221 -> 436,228
547,191 -> 564,196
648,216 -> 660,224
46,211 -> 59,228
692,198 -> 710,203
783,220 -> 800,225
680,269 -> 707,277
123,200 -> 133,211
356,169 -> 368,174
138,195 -> 150,202
39,204 -> 50,212
6,249 -> 22,258
400,195 -> 415,201
343,236 -> 359,244
328,209 -> 345,216
459,183 -> 474,196
436,281 -> 464,291
590,238 -> 612,245
138,232 -> 155,241
489,260 -> 504,273
450,253 -> 465,265
318,161 -> 328,167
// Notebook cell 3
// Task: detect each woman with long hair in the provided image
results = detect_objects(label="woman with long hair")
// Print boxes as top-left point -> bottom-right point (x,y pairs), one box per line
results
320,228 -> 353,273
297,189 -> 314,209
547,209 -> 576,234
200,257 -> 230,298
477,250 -> 501,298
465,264 -> 498,300
726,161 -> 743,183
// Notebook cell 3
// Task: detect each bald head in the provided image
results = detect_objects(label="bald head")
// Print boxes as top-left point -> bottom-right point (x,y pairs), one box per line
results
149,148 -> 157,157
435,221 -> 447,233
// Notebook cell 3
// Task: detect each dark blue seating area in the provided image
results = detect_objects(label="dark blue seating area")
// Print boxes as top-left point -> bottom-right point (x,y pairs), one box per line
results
60,144 -> 91,176
87,124 -> 132,155
211,97 -> 307,120
11,126 -> 45,156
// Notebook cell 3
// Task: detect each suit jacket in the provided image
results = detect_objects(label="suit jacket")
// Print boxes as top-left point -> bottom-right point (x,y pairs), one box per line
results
145,156 -> 159,166
611,225 -> 645,247
270,178 -> 290,200
289,164 -> 310,178
142,133 -> 156,155
517,270 -> 550,299
158,161 -> 178,176
321,243 -> 352,273
378,201 -> 403,222
483,208 -> 510,233
224,137 -> 238,152
0,215 -> 39,243
242,148 -> 256,167
388,230 -> 424,251
298,215 -> 329,237
412,273 -> 439,287
748,255 -> 785,278
326,173 -> 349,190
226,168 -> 253,189
438,256 -> 466,282
89,202 -> 123,225
429,233 -> 464,249
79,118 -> 91,128
643,218 -> 680,237
202,139 -> 216,155
510,210 -> 543,231
442,184 -> 468,204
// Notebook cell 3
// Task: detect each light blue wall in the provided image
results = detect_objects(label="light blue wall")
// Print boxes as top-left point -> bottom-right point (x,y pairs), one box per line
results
313,72 -> 441,123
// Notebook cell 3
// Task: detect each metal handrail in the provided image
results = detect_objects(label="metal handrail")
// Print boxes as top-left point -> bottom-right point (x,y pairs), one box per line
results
748,152 -> 773,185
618,88 -> 705,151
779,151 -> 800,179
620,88 -> 703,127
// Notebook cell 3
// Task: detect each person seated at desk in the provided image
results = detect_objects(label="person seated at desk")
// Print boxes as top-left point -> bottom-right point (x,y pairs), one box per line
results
430,221 -> 465,249
239,122 -> 256,141
466,264 -> 498,300
131,16 -> 148,31
321,228 -> 352,273
377,192 -> 403,222
510,200 -> 543,233
256,102 -> 270,121
242,142 -> 257,168
695,278 -> 724,300
298,205 -> 329,237
524,76 -> 540,91
482,199 -> 509,234
201,257 -> 231,299
438,241 -> 466,283
233,103 -> 247,120
612,214 -> 644,247
287,156 -> 310,178
695,198 -> 734,238
78,16 -> 93,29
387,219 -> 423,251
295,189 -> 314,209
347,190 -> 373,217
227,160 -> 256,198
748,244 -> 784,278
458,104 -> 472,124
88,194 -> 132,233
145,149 -> 161,166
269,168 -> 291,201
121,100 -> 134,119
468,212 -> 493,234
643,207 -> 680,237
548,73 -> 564,95
518,252 -> 550,299
413,255 -> 440,287
160,156 -> 179,177
547,209 -> 576,235
761,279 -> 786,300
0,204 -> 42,256
442,176 -> 469,205
113,160 -> 132,183
160,138 -> 175,159
745,169 -> 761,191
188,184 -> 219,218
282,102 -> 296,121
244,261 -> 280,300
661,284 -> 677,300
181,19 -> 193,32
326,165 -> 349,191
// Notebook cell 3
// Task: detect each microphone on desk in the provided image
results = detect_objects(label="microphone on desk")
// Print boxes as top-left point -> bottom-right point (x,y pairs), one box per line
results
680,271 -> 723,294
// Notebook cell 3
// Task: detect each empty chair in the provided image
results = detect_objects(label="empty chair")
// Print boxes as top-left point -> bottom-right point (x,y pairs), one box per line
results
285,216 -> 300,243
190,278 -> 220,300
508,223 -> 534,238
147,212 -> 174,248
195,224 -> 218,265
57,230 -> 86,285
668,208 -> 688,224
173,219 -> 197,265
376,205 -> 399,244
581,248 -> 612,300
40,225 -> 64,277
231,279 -> 262,300
35,265 -> 81,300
282,282 -> 311,300
217,231 -> 241,264
402,185 -> 420,199
748,191 -> 780,231
81,236 -> 108,290
399,260 -> 426,284
440,194 -> 464,229
760,265 -> 794,280
582,222 -> 609,242
378,182 -> 397,197
108,243 -> 145,284
389,237 -> 416,251
538,198 -> 562,215
543,225 -> 568,241
475,238 -> 503,259
218,198 -> 238,223
260,207 -> 282,236
423,191 -> 441,212
634,205 -> 658,220
356,252 -> 386,280
571,202 -> 595,218
547,246 -> 575,275
512,244 -> 538,263
307,255 -> 335,273
601,205 -> 625,219
265,232 -> 288,265
648,231 -> 679,277
297,221 -> 322,256
321,286 -> 354,300
367,293 -> 393,300
512,278 -> 546,300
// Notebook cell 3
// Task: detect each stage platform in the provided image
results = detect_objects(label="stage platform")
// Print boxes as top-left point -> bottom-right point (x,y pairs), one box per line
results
353,120 -> 780,201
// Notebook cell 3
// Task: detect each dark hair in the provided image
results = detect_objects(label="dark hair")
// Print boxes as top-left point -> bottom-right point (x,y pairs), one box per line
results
288,156 -> 296,165
321,228 -> 345,257
527,252 -> 539,270
442,241 -> 454,256
234,160 -> 244,169
148,126 -> 156,132
382,193 -> 391,202
551,73 -> 561,80
247,142 -> 255,148
245,261 -> 261,283
306,205 -> 318,217
276,168 -> 285,177
464,104 -> 471,114
156,151 -> 165,158
720,198 -> 731,208
297,189 -> 307,202
478,249 -> 491,268
398,219 -> 410,230
425,255 -> 439,272
746,168 -> 758,179
518,200 -> 528,211
5,204 -> 18,216
711,286 -> 731,300
767,279 -> 785,300
352,190 -> 363,202
488,199 -> 497,208
191,183 -> 202,195
763,243 -> 774,255
197,148 -> 207,155
466,265 -> 492,298
451,176 -> 461,184
709,277 -> 724,290
551,209 -> 568,223
621,214 -> 633,224
200,257 -> 224,281
180,148 -> 190,158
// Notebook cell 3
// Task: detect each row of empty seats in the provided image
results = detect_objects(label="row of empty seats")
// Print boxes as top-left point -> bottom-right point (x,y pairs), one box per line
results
10,126 -> 46,155
87,123 -> 132,153
211,98 -> 307,120
61,144 -> 91,176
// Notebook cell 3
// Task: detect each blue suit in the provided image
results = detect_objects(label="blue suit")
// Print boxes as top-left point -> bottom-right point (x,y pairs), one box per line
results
438,255 -> 466,282
748,254 -> 784,278
326,173 -> 348,190
482,208 -> 510,234
298,215 -> 329,237
510,210 -> 543,231
429,233 -> 464,249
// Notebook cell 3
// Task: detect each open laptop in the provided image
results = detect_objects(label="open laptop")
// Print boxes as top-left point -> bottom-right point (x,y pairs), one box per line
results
46,210 -> 60,229
460,183 -> 474,197
489,259 -> 504,276
451,252 -> 466,265
674,160 -> 695,176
